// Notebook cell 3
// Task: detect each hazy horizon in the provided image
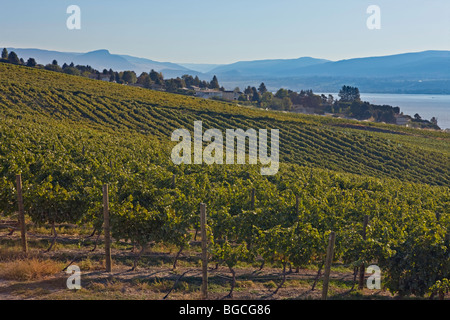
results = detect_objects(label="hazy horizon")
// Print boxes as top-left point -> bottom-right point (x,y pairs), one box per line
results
1,0 -> 449,64
4,46 -> 450,66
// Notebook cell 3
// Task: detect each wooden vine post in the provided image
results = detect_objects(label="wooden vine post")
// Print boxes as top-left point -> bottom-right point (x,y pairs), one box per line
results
322,231 -> 336,300
358,215 -> 369,290
200,203 -> 208,299
15,174 -> 28,253
103,184 -> 112,272
251,188 -> 255,209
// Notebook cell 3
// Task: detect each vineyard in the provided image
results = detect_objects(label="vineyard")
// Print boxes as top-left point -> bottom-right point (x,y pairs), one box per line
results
0,63 -> 449,300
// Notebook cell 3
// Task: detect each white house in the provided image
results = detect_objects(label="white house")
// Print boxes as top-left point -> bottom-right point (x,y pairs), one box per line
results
194,89 -> 223,99
395,114 -> 411,126
221,90 -> 242,101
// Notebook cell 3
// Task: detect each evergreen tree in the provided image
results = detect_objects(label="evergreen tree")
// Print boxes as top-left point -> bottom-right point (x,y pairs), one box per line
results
194,75 -> 200,86
156,72 -> 164,85
327,94 -> 334,105
149,69 -> 158,82
209,75 -> 220,89
143,76 -> 152,88
258,82 -> 268,94
149,69 -> 164,85
1,48 -> 8,59
7,51 -> 20,64
137,72 -> 150,86
26,58 -> 37,67
114,72 -> 121,83
338,85 -> 360,102
251,87 -> 260,102
181,74 -> 195,87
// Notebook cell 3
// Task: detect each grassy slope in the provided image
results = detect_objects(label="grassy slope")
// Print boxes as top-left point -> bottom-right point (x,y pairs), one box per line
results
0,63 -> 449,185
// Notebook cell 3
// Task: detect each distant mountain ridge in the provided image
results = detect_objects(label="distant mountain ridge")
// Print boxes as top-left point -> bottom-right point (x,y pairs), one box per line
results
207,50 -> 450,93
177,63 -> 223,73
208,57 -> 331,77
5,48 -> 450,93
280,50 -> 450,78
5,48 -> 199,78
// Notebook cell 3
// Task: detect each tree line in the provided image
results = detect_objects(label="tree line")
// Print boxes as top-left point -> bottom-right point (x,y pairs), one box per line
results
239,82 -> 440,128
0,48 -> 222,94
1,48 -> 440,129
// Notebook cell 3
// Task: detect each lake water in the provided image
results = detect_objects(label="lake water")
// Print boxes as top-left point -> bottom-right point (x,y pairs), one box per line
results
322,93 -> 450,130
361,93 -> 450,130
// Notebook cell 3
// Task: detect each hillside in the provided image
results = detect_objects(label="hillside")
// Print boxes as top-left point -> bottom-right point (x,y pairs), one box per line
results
0,63 -> 448,186
0,63 -> 449,300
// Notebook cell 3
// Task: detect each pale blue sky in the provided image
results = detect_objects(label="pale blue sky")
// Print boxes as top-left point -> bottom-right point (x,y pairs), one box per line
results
1,0 -> 449,64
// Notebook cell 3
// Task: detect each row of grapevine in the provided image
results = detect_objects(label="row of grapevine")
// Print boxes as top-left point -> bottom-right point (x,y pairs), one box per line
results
0,63 -> 449,298
2,152 -> 448,297
0,63 -> 449,186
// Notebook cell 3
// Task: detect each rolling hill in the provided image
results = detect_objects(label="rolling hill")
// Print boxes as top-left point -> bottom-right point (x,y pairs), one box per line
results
0,60 -> 449,302
0,63 -> 448,186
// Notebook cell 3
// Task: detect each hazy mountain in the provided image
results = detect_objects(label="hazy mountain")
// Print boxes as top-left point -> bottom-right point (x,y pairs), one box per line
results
280,50 -> 450,78
6,48 -> 81,66
178,63 -> 223,73
75,50 -> 134,71
210,51 -> 450,93
207,51 -> 450,79
5,48 -> 450,93
118,54 -> 197,77
6,48 -> 198,77
209,57 -> 330,77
